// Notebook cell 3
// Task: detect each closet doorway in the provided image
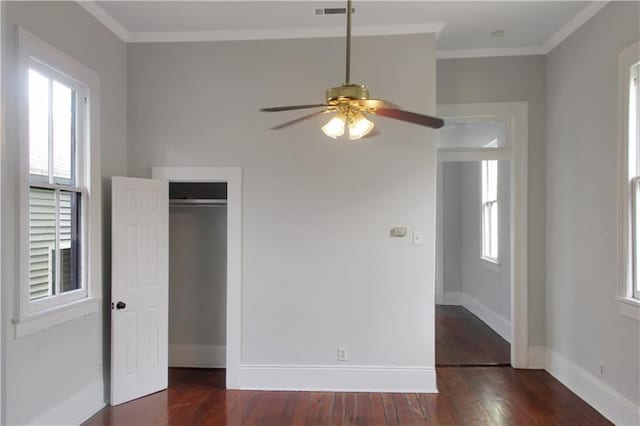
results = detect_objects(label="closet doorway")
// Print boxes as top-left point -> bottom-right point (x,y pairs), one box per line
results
168,182 -> 227,370
152,166 -> 242,390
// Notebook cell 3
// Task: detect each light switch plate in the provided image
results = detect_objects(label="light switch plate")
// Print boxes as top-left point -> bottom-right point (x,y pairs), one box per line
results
413,231 -> 424,245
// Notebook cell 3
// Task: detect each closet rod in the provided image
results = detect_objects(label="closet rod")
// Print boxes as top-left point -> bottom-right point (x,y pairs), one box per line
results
169,199 -> 227,206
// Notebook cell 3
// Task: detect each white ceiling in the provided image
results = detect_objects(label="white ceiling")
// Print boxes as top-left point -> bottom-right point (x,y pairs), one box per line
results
83,1 -> 607,57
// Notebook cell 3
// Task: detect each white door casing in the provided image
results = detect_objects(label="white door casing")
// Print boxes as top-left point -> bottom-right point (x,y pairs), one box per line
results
111,177 -> 169,405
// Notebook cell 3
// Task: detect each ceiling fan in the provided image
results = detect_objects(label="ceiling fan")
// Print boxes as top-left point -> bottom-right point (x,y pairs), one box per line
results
261,0 -> 444,140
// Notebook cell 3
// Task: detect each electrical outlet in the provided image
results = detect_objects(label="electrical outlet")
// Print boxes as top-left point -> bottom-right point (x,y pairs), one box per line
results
338,347 -> 348,361
97,361 -> 102,373
600,363 -> 605,376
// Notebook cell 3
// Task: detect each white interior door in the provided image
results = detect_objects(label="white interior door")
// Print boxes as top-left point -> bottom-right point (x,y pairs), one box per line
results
111,176 -> 168,405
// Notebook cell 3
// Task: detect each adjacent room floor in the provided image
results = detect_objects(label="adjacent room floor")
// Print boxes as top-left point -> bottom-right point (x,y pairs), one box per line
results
436,305 -> 510,366
84,367 -> 610,425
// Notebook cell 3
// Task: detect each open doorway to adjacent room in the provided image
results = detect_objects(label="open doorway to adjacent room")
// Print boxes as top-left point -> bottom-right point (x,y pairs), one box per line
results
435,102 -> 528,368
436,159 -> 511,366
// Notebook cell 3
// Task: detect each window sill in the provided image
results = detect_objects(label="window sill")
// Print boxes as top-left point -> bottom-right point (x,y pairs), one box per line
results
480,257 -> 501,272
617,297 -> 640,321
14,297 -> 100,338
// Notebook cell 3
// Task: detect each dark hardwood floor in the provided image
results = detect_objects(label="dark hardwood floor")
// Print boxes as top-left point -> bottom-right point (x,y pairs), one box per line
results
436,305 -> 511,366
85,367 -> 611,425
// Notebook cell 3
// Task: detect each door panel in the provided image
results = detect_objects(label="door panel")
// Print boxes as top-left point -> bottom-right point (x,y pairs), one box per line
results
111,177 -> 168,405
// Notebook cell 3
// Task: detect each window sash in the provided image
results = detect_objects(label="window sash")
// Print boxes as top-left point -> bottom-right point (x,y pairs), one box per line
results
28,184 -> 85,311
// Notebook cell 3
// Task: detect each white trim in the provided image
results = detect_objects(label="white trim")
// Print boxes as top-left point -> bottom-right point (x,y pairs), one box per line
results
28,380 -> 104,426
460,293 -> 511,343
437,148 -> 511,162
151,166 -> 242,389
440,291 -> 462,306
527,346 -> 546,369
480,257 -> 501,273
435,164 -> 445,305
437,46 -> 545,60
169,344 -> 226,368
76,1 -> 129,42
617,297 -> 640,320
545,348 -> 640,426
0,1 -> 4,422
541,1 -> 609,54
14,297 -> 99,338
15,28 -> 102,335
436,101 -> 528,368
238,364 -> 437,393
128,22 -> 446,44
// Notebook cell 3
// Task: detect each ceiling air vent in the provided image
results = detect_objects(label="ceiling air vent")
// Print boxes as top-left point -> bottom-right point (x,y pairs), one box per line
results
313,7 -> 356,16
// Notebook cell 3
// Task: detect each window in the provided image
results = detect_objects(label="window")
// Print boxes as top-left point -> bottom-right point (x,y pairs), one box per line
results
17,29 -> 101,335
27,64 -> 85,310
481,160 -> 499,263
627,62 -> 640,301
620,40 -> 640,318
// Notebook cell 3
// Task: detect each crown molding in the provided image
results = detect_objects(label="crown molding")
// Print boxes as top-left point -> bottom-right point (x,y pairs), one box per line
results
437,1 -> 608,59
437,46 -> 545,59
541,0 -> 609,54
77,0 -> 608,58
127,22 -> 446,43
76,1 -> 129,42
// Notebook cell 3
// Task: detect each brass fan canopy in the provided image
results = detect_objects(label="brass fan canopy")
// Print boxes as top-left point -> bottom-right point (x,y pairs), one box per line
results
326,84 -> 370,104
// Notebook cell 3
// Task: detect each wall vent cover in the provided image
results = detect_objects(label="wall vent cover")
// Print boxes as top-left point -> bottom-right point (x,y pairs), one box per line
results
313,7 -> 356,16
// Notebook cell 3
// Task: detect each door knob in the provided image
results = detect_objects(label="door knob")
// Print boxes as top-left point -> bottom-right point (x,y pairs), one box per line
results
116,301 -> 126,310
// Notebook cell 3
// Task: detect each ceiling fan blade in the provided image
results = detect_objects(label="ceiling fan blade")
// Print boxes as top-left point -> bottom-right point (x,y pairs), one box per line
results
354,99 -> 398,109
375,108 -> 444,129
261,104 -> 328,112
270,110 -> 329,130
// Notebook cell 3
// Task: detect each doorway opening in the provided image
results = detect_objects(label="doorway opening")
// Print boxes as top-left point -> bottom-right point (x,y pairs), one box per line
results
435,102 -> 528,368
168,182 -> 227,381
436,159 -> 511,366
152,166 -> 243,391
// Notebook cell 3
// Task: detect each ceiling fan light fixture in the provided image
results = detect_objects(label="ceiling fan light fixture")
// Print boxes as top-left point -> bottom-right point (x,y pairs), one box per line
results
321,113 -> 346,139
348,113 -> 374,140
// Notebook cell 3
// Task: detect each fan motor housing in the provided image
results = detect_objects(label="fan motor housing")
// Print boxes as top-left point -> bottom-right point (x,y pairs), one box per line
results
326,84 -> 370,104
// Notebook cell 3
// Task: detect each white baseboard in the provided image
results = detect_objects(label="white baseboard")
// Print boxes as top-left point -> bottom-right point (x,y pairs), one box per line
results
169,344 -> 226,368
238,364 -> 438,393
461,294 -> 511,343
29,380 -> 104,426
545,348 -> 640,426
527,346 -> 546,369
440,291 -> 462,305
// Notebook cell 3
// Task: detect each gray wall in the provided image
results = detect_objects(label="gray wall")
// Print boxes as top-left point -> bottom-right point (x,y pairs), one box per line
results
127,34 -> 439,368
1,1 -> 127,424
460,161 -> 511,320
441,162 -> 463,295
169,206 -> 227,350
440,161 -> 511,322
546,1 -> 640,406
437,55 -> 546,346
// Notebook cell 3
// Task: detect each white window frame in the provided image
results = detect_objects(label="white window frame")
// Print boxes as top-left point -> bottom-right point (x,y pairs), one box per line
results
481,159 -> 499,265
16,29 -> 102,337
618,40 -> 640,320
